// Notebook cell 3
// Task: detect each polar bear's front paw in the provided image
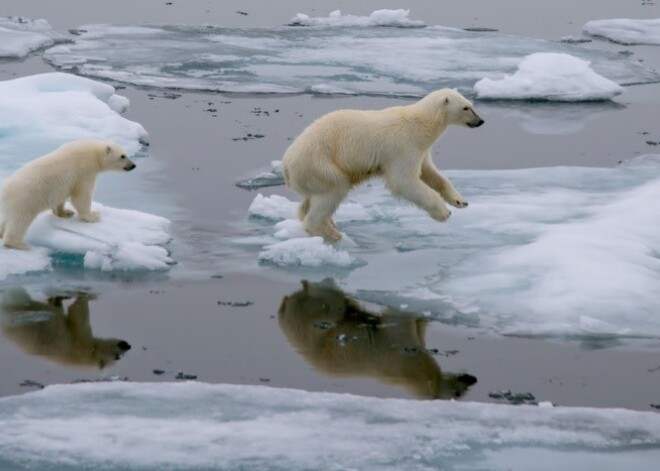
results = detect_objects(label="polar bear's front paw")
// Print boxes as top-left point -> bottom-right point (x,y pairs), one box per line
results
79,211 -> 100,223
444,192 -> 469,209
431,205 -> 452,222
3,240 -> 31,250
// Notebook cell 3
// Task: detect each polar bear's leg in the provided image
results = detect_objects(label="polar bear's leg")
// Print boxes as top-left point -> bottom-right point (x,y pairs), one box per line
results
303,190 -> 346,242
386,164 -> 451,222
2,214 -> 34,250
0,219 -> 5,238
421,154 -> 468,208
297,196 -> 311,221
52,202 -> 75,218
71,181 -> 100,223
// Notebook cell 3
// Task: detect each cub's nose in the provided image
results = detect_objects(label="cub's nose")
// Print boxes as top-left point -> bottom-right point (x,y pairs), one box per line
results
124,163 -> 137,171
117,340 -> 131,351
476,119 -> 485,127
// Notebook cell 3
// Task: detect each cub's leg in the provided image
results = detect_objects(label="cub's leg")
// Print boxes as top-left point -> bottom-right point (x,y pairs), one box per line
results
71,182 -> 100,223
297,196 -> 311,221
52,202 -> 75,218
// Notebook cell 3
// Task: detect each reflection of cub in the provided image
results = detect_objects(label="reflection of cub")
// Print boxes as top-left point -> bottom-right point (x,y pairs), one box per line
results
279,280 -> 476,400
1,288 -> 131,369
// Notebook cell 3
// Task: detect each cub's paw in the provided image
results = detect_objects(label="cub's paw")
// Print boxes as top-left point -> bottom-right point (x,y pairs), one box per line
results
54,208 -> 75,218
80,211 -> 101,223
446,194 -> 469,209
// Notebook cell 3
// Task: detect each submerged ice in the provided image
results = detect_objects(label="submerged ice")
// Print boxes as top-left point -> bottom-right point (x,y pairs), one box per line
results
0,17 -> 66,59
0,381 -> 658,471
234,156 -> 660,340
42,10 -> 660,98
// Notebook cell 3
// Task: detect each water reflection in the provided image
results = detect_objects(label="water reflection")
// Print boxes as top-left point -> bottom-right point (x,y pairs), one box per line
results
1,288 -> 130,369
279,279 -> 477,400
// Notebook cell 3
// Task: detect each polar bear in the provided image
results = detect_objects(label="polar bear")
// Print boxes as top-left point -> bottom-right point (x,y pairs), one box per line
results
1,288 -> 131,369
279,279 -> 477,399
282,88 -> 484,241
0,140 -> 136,250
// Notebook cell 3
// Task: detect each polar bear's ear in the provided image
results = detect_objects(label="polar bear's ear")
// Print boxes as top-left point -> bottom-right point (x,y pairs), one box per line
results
105,145 -> 112,155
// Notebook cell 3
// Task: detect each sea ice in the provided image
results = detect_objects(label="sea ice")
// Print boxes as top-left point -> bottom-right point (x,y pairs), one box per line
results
234,156 -> 660,340
474,53 -> 624,101
0,72 -> 147,171
289,9 -> 426,28
0,16 -> 66,59
42,11 -> 660,98
584,18 -> 660,45
0,381 -> 658,471
0,202 -> 172,282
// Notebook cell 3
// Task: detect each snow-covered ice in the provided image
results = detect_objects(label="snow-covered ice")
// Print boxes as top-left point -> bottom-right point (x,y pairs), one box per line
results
584,18 -> 660,45
0,16 -> 66,59
289,9 -> 425,28
234,156 -> 660,341
0,72 -> 147,171
42,11 -> 660,98
474,53 -> 624,101
0,202 -> 172,281
0,381 -> 658,471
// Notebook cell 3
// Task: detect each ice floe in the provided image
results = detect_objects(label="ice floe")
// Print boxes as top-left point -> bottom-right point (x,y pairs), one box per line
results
0,16 -> 66,59
0,381 -> 659,470
42,11 -> 660,98
474,53 -> 624,101
0,202 -> 172,282
584,18 -> 660,45
234,156 -> 660,341
289,9 -> 425,28
0,72 -> 147,171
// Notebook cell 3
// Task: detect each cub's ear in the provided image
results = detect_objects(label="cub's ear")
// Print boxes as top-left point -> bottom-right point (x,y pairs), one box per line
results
444,97 -> 449,105
105,145 -> 112,155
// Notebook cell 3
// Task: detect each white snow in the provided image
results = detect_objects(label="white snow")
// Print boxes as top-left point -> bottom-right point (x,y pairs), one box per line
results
290,9 -> 426,28
259,236 -> 358,268
234,157 -> 660,341
584,18 -> 660,45
42,16 -> 660,97
0,381 -> 658,471
0,16 -> 66,59
474,53 -> 624,101
0,72 -> 147,171
0,202 -> 172,281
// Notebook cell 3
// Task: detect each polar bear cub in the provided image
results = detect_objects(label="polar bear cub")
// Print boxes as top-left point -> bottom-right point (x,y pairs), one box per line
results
0,140 -> 136,250
282,88 -> 484,242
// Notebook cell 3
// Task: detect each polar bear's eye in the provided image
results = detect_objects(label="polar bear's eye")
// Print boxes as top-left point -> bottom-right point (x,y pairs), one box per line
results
463,106 -> 469,111
120,155 -> 126,159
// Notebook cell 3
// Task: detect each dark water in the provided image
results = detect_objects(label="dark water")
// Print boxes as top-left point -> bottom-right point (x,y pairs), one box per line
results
0,0 -> 659,410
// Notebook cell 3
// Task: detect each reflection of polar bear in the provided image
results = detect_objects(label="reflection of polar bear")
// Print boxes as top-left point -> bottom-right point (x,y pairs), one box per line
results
1,288 -> 131,369
0,140 -> 136,250
279,280 -> 477,400
282,89 -> 484,241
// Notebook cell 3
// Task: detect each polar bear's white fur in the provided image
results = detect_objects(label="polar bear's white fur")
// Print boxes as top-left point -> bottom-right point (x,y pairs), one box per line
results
281,88 -> 484,241
0,140 -> 136,250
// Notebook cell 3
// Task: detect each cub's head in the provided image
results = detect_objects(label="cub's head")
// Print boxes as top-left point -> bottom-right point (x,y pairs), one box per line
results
99,141 -> 136,172
432,89 -> 484,129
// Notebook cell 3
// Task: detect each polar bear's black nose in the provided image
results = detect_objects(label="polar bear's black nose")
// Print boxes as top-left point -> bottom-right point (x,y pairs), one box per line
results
476,119 -> 485,127
117,340 -> 131,351
124,163 -> 137,171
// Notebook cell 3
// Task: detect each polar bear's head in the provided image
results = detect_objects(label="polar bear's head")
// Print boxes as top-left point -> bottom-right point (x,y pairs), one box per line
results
441,89 -> 484,128
99,141 -> 137,172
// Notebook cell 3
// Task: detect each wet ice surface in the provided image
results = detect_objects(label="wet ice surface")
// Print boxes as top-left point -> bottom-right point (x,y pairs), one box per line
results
0,17 -> 66,59
289,8 -> 425,27
584,18 -> 660,46
0,381 -> 659,471
234,156 -> 660,341
0,73 -> 174,281
474,53 -> 624,101
42,11 -> 660,98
